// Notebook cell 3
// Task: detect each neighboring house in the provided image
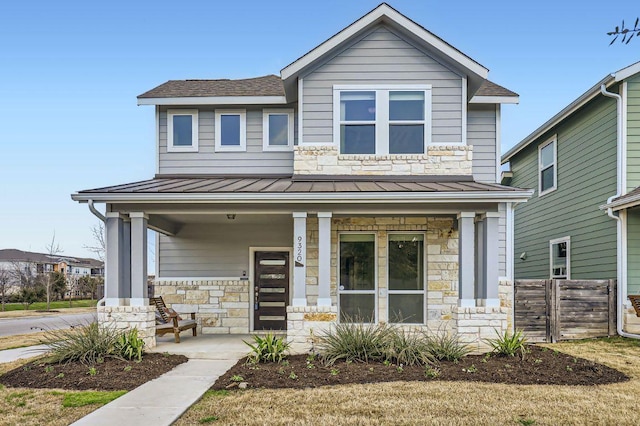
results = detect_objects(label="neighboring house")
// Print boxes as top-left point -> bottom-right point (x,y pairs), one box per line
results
501,61 -> 640,336
0,249 -> 104,298
72,3 -> 531,350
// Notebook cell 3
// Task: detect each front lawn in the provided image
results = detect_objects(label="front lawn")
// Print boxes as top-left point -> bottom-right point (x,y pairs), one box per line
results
0,300 -> 97,312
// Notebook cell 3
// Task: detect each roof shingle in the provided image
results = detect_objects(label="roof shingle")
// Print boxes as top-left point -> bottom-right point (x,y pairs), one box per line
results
138,75 -> 285,99
475,80 -> 518,97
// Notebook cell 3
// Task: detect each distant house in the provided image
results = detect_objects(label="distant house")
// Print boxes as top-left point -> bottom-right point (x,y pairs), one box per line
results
72,3 -> 531,350
501,61 -> 640,337
0,249 -> 104,298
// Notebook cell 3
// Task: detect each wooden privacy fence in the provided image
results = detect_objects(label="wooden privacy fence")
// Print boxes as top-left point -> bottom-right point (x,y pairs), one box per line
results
514,279 -> 616,343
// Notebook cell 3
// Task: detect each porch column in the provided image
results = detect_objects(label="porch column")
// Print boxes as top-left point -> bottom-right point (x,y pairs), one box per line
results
105,212 -> 126,306
475,217 -> 486,302
482,212 -> 500,307
458,212 -> 476,307
130,212 -> 148,306
317,212 -> 332,307
292,212 -> 307,306
122,216 -> 131,299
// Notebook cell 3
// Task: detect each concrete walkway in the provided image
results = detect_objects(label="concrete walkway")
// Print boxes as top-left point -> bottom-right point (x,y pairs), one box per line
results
71,335 -> 248,426
0,345 -> 48,363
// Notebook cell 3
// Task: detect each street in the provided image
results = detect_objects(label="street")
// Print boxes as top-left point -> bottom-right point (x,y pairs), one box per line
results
0,312 -> 96,337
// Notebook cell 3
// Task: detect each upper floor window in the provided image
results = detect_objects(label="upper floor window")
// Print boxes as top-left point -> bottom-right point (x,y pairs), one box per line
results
263,109 -> 294,151
538,136 -> 557,196
550,237 -> 570,279
215,110 -> 246,152
333,85 -> 431,155
167,110 -> 198,152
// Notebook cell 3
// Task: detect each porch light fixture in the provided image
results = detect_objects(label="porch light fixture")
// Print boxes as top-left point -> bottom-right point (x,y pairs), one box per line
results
226,214 -> 236,220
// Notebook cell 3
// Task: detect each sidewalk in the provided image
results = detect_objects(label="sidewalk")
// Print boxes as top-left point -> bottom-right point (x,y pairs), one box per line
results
0,345 -> 48,363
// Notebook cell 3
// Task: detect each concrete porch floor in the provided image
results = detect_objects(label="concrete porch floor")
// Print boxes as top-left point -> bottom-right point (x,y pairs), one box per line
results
148,334 -> 253,360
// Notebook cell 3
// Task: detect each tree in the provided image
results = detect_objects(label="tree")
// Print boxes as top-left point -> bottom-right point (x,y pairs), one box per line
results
608,18 -> 640,44
11,261 -> 46,310
43,233 -> 63,311
84,223 -> 105,262
77,275 -> 103,301
0,267 -> 10,311
50,271 -> 67,301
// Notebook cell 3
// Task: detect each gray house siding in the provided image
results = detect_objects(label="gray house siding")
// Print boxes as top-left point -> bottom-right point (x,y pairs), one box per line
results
627,73 -> 640,191
158,221 -> 292,277
468,105 -> 497,183
510,95 -> 618,280
301,25 -> 463,145
628,209 -> 640,294
158,108 -> 295,175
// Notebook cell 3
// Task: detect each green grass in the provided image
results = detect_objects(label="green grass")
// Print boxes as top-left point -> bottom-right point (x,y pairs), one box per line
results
61,391 -> 127,408
0,300 -> 96,312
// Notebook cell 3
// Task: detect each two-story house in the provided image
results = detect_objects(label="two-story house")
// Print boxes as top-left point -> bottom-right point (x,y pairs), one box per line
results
72,3 -> 532,351
502,61 -> 640,338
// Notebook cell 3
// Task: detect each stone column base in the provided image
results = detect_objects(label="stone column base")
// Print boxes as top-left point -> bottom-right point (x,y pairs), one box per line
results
98,305 -> 157,348
623,306 -> 640,334
286,306 -> 338,354
453,306 -> 508,354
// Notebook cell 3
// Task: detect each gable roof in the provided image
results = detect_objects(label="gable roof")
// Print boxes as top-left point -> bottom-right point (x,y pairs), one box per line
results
137,75 -> 287,106
470,80 -> 519,104
0,249 -> 103,268
502,61 -> 640,163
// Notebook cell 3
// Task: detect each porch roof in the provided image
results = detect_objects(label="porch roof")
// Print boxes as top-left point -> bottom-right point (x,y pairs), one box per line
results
601,186 -> 640,211
72,175 -> 532,203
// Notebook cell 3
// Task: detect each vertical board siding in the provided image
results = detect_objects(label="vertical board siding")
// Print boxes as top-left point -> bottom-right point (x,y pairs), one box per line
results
627,73 -> 640,191
510,94 -> 618,280
158,221 -> 292,277
158,108 -> 295,175
468,105 -> 497,183
302,25 -> 463,144
628,209 -> 640,294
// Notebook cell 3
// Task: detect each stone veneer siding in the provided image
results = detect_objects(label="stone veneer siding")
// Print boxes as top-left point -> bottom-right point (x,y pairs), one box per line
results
293,145 -> 473,175
98,305 -> 157,348
304,216 -> 459,329
287,305 -> 338,354
624,306 -> 640,334
453,306 -> 509,354
153,280 -> 250,335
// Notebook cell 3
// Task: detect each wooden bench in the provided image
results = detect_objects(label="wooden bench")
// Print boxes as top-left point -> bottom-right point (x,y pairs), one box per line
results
629,295 -> 640,317
151,296 -> 197,343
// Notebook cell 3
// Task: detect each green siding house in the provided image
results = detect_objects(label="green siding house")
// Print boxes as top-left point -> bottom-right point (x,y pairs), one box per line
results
502,61 -> 640,336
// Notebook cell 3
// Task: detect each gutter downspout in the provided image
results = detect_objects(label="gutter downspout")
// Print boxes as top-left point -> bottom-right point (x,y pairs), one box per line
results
87,200 -> 107,307
600,84 -> 639,339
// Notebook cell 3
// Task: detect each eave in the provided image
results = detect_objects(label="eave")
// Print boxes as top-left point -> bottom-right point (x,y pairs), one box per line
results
137,96 -> 288,106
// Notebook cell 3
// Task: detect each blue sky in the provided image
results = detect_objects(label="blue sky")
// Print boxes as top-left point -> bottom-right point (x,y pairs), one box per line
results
1,0 -> 639,270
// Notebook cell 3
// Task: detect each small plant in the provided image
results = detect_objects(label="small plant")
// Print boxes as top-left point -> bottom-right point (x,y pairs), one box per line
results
463,364 -> 477,373
422,328 -> 471,362
566,365 -> 573,372
288,371 -> 298,380
504,363 -> 512,369
316,318 -> 393,365
56,373 -> 65,379
244,333 -> 290,363
424,365 -> 440,378
330,368 -> 339,376
114,328 -> 145,362
517,418 -> 536,426
369,367 -> 374,372
485,329 -> 528,359
87,367 -> 97,376
281,359 -> 290,367
396,365 -> 404,373
230,375 -> 244,382
384,328 -> 434,366
306,362 -> 315,369
199,416 -> 219,424
481,353 -> 491,363
306,353 -> 316,362
534,358 -> 543,364
383,359 -> 392,366
44,366 -> 54,373
123,365 -> 132,372
277,367 -> 285,375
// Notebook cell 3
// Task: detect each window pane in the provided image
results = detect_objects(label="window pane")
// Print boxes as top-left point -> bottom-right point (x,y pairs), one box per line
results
173,115 -> 192,146
541,166 -> 554,192
339,235 -> 375,291
389,125 -> 424,154
340,294 -> 375,323
341,91 -> 376,121
341,124 -> 375,154
540,142 -> 554,168
552,241 -> 567,278
220,115 -> 240,146
389,91 -> 424,121
269,114 -> 289,146
389,294 -> 424,323
388,234 -> 424,290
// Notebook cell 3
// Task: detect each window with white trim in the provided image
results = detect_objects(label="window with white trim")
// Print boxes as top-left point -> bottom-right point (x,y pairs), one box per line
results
550,237 -> 570,279
338,233 -> 376,323
333,86 -> 431,155
167,109 -> 198,152
215,110 -> 246,152
539,136 -> 557,195
388,233 -> 425,324
263,109 -> 294,151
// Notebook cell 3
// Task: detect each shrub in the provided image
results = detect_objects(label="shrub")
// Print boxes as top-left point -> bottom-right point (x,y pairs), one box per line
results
422,329 -> 471,362
384,328 -> 434,366
244,333 -> 290,363
114,328 -> 145,362
485,329 -> 528,358
317,320 -> 394,365
41,322 -> 145,365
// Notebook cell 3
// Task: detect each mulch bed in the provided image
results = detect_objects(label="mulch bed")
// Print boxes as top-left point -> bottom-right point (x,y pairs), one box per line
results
213,345 -> 629,390
0,353 -> 188,391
